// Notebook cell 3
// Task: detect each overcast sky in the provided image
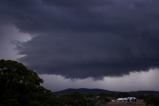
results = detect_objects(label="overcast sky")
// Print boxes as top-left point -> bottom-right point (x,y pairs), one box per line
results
0,0 -> 159,91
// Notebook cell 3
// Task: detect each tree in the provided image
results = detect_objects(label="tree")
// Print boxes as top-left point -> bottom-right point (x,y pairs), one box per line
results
0,60 -> 56,106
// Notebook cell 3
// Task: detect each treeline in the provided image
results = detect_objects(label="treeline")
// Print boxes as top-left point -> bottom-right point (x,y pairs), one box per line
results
0,60 -> 110,106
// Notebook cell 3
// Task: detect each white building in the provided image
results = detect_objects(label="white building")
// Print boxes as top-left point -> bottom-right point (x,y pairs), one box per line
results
116,97 -> 137,102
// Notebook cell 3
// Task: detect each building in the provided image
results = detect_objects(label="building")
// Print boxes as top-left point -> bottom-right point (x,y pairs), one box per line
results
116,97 -> 137,102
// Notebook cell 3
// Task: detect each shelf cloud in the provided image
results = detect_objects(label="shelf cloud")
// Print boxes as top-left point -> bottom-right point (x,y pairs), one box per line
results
1,0 -> 159,78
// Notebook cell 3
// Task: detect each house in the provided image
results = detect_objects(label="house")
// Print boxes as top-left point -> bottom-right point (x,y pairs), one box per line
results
116,97 -> 137,102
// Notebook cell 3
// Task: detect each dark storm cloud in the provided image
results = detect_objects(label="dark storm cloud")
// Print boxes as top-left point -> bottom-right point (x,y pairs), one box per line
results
1,0 -> 159,78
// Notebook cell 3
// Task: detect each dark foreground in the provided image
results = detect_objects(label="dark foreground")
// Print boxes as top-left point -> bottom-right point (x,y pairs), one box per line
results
107,100 -> 146,106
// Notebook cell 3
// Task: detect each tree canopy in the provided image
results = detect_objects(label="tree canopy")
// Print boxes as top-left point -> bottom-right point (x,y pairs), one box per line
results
0,60 -> 56,106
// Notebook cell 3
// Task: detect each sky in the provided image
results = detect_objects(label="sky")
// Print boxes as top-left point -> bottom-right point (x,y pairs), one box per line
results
0,0 -> 159,91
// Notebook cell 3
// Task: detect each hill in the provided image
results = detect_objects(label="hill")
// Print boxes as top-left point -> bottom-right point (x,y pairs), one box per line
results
55,88 -> 113,94
55,88 -> 159,96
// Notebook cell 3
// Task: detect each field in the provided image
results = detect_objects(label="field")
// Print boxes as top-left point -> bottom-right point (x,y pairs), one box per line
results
106,100 -> 146,106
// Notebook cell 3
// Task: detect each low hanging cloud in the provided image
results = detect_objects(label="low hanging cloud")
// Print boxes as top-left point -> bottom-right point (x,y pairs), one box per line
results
1,0 -> 159,78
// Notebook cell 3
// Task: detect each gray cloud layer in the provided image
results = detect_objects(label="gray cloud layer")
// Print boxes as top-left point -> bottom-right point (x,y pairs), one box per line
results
1,0 -> 159,78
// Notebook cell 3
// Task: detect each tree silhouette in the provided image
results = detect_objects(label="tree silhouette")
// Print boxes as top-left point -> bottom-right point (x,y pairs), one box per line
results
0,60 -> 56,106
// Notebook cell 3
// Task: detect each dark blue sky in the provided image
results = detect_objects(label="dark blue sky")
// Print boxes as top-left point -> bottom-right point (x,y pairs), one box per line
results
0,0 -> 159,91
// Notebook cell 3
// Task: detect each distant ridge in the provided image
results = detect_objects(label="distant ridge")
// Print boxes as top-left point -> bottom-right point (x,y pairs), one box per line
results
55,88 -> 159,96
55,88 -> 112,94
